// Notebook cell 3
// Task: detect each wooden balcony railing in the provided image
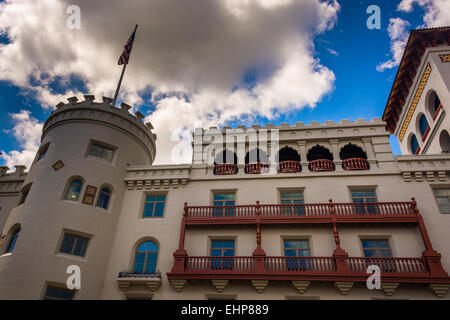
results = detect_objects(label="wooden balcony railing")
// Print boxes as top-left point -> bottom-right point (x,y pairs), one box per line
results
277,161 -> 301,173
245,162 -> 269,174
309,159 -> 334,172
342,158 -> 369,171
347,257 -> 427,274
184,201 -> 418,224
168,255 -> 441,281
214,163 -> 238,175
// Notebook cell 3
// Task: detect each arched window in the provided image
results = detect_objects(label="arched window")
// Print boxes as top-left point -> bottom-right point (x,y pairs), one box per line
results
428,90 -> 443,120
213,150 -> 238,175
244,149 -> 269,174
307,145 -> 333,161
277,146 -> 301,173
418,114 -> 430,139
96,187 -> 111,210
410,134 -> 420,154
18,183 -> 32,205
134,241 -> 158,274
6,229 -> 20,253
65,179 -> 83,201
339,144 -> 369,170
440,130 -> 450,153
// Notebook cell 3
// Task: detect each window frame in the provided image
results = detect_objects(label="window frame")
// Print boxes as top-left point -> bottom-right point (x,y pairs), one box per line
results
57,231 -> 91,258
42,284 -> 76,300
86,140 -> 117,164
18,183 -> 32,206
359,237 -> 393,258
96,186 -> 112,210
432,187 -> 450,214
64,178 -> 84,202
141,194 -> 167,218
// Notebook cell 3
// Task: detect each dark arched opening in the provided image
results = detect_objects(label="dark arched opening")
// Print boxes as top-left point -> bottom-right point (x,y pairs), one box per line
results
307,145 -> 334,172
339,143 -> 369,170
245,149 -> 269,174
440,130 -> 450,153
277,146 -> 301,173
214,150 -> 238,175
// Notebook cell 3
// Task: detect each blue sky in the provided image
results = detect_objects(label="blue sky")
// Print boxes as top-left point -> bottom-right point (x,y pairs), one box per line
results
0,0 -> 443,167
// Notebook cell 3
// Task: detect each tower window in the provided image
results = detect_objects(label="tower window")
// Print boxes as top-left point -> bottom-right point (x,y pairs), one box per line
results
18,183 -> 32,205
37,143 -> 49,161
96,187 -> 112,210
59,233 -> 89,257
6,229 -> 20,253
88,142 -> 115,161
43,285 -> 75,300
410,134 -> 420,154
418,115 -> 430,140
65,179 -> 83,201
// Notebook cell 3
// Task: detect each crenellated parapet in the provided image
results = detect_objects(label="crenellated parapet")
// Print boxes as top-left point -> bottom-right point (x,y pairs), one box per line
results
0,165 -> 27,195
43,95 -> 157,162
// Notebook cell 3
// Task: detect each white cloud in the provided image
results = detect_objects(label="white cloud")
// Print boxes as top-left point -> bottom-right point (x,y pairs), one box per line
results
378,0 -> 450,72
0,0 -> 340,165
376,18 -> 410,72
1,110 -> 43,171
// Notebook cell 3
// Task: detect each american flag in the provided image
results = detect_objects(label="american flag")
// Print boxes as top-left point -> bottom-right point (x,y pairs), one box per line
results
118,26 -> 138,65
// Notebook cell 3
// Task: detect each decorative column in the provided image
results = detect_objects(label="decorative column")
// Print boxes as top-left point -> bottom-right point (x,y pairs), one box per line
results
252,201 -> 266,273
362,137 -> 377,169
329,139 -> 343,172
412,198 -> 448,277
297,141 -> 308,171
171,202 -> 188,273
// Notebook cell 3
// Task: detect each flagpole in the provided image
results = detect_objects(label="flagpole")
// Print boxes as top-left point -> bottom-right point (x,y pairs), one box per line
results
112,24 -> 138,108
112,63 -> 127,107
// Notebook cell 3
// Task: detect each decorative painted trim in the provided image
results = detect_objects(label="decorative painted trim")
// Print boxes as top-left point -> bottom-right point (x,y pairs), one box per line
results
439,54 -> 450,63
399,63 -> 432,142
82,185 -> 97,205
52,160 -> 65,171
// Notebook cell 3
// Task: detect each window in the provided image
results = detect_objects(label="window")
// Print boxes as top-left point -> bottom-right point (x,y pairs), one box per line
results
211,240 -> 235,270
43,286 -> 75,300
88,142 -> 115,161
418,115 -> 430,139
284,240 -> 310,271
351,189 -> 378,215
6,229 -> 20,253
96,187 -> 111,210
59,233 -> 89,257
410,134 -> 420,154
134,241 -> 158,274
280,192 -> 304,215
18,183 -> 32,205
37,144 -> 49,161
65,179 -> 83,201
361,239 -> 392,258
143,195 -> 166,218
433,188 -> 450,214
213,193 -> 235,217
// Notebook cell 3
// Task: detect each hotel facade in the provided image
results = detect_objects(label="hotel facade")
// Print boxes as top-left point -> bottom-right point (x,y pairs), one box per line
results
0,27 -> 449,300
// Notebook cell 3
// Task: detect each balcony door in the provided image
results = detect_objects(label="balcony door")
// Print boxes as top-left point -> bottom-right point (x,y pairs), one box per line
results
361,239 -> 394,272
280,192 -> 304,216
351,190 -> 378,215
210,240 -> 235,270
284,240 -> 310,271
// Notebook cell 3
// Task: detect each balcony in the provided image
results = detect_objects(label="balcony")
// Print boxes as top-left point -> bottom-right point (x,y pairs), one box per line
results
184,201 -> 420,225
277,161 -> 301,173
342,158 -> 369,171
167,255 -> 450,295
244,162 -> 269,174
308,159 -> 334,172
213,163 -> 238,175
116,270 -> 162,292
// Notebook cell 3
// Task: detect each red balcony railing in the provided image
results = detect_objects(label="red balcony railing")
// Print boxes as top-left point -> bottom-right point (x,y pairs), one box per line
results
277,161 -> 301,173
266,256 -> 336,273
185,201 -> 417,223
169,255 -> 439,281
245,162 -> 269,174
347,257 -> 427,274
309,159 -> 334,172
185,256 -> 253,273
342,158 -> 369,171
214,163 -> 238,175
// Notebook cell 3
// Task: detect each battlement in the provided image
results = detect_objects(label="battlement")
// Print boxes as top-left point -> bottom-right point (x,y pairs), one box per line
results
0,165 -> 26,195
43,95 -> 157,162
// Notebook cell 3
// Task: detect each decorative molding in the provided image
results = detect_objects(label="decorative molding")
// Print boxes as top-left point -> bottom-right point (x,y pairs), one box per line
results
292,281 -> 311,294
82,185 -> 97,205
381,282 -> 399,296
399,63 -> 432,142
211,280 -> 229,293
439,54 -> 450,63
335,281 -> 353,295
170,279 -> 187,292
251,280 -> 269,293
429,284 -> 449,298
52,160 -> 65,171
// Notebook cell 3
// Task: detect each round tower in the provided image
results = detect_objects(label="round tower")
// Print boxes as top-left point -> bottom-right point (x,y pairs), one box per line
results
0,95 -> 156,299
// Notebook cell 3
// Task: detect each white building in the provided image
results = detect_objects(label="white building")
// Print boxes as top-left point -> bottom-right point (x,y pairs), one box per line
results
0,27 -> 449,300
